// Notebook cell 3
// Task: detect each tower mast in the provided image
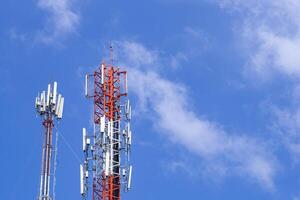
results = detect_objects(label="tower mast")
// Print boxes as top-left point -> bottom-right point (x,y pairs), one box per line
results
35,82 -> 64,200
81,47 -> 132,200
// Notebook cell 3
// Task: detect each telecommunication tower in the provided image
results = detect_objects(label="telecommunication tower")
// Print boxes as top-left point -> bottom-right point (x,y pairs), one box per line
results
35,82 -> 64,200
81,47 -> 132,200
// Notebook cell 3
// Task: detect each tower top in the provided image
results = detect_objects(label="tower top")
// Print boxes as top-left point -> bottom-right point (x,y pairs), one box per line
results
35,81 -> 64,119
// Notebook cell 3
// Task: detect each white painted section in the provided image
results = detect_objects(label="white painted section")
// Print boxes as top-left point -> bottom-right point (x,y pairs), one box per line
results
39,175 -> 43,197
47,175 -> 50,196
43,173 -> 47,196
110,121 -> 113,175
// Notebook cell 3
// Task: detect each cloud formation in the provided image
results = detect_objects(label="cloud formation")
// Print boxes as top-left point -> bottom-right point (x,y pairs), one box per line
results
270,105 -> 300,159
218,0 -> 300,78
115,41 -> 278,189
217,0 -> 300,166
37,0 -> 80,43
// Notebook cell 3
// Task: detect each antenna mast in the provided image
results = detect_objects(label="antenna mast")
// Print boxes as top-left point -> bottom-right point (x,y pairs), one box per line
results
81,47 -> 132,200
35,82 -> 64,200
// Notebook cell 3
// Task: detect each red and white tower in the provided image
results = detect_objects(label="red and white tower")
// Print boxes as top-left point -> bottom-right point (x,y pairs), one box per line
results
81,47 -> 132,200
35,82 -> 64,200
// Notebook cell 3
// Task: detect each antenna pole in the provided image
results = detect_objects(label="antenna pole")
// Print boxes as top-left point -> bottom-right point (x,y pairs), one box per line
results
35,82 -> 64,200
39,116 -> 53,200
110,44 -> 114,65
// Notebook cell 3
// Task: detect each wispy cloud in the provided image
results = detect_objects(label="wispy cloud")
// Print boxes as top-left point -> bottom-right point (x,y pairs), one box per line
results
269,105 -> 300,161
36,0 -> 80,44
115,40 -> 279,190
117,41 -> 160,68
216,0 -> 300,165
8,28 -> 27,42
217,0 -> 300,78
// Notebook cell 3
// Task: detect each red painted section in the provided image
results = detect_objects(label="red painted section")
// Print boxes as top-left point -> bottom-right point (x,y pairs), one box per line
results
92,61 -> 127,200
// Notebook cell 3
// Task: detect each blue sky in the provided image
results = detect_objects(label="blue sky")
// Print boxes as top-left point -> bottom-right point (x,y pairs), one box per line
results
1,0 -> 300,199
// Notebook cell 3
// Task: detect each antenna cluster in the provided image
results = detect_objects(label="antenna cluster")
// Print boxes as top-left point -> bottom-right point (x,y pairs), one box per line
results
35,82 -> 64,119
80,57 -> 133,200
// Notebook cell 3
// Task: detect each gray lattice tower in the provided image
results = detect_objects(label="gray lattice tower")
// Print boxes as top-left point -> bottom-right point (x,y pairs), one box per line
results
35,82 -> 64,200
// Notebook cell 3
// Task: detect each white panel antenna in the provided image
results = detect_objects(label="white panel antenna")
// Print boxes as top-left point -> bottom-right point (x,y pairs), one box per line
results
52,82 -> 57,105
56,94 -> 61,115
42,91 -> 46,112
122,169 -> 126,177
35,97 -> 39,108
85,75 -> 88,97
46,84 -> 51,106
100,116 -> 105,133
57,97 -> 64,119
82,128 -> 87,151
127,166 -> 132,191
80,165 -> 85,195
126,100 -> 130,114
105,151 -> 109,176
128,130 -> 132,145
125,100 -> 131,120
107,121 -> 111,138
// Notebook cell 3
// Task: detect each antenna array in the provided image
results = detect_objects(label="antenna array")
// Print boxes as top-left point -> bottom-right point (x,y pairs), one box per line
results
81,53 -> 132,200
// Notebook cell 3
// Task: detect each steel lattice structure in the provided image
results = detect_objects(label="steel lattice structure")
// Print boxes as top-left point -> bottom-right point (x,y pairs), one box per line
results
81,48 -> 132,200
35,82 -> 64,200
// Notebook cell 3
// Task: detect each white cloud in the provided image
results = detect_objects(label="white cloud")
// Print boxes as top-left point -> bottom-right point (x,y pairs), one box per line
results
270,106 -> 300,158
8,28 -> 27,42
118,41 -> 160,67
115,41 -> 278,190
216,0 -> 300,167
217,0 -> 300,78
37,0 -> 80,43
